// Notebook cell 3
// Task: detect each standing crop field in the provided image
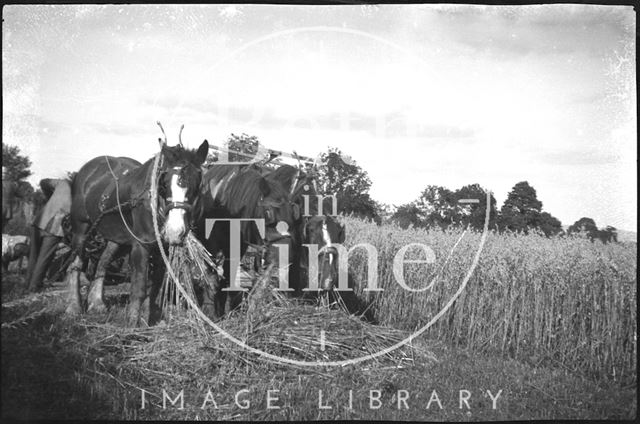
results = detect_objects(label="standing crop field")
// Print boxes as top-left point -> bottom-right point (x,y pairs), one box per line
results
341,216 -> 637,384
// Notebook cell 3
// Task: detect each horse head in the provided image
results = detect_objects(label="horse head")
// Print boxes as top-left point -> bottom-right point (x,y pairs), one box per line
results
270,164 -> 346,291
258,173 -> 298,265
156,138 -> 209,245
302,215 -> 345,290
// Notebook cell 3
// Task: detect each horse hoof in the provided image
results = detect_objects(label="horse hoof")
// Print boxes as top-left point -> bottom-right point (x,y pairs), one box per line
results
87,302 -> 108,314
65,304 -> 82,315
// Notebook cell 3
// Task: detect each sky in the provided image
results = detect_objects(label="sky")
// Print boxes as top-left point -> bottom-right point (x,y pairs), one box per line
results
2,4 -> 636,231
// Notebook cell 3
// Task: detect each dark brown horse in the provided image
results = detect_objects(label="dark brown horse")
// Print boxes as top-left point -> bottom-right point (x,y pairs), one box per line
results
270,164 -> 345,293
193,164 -> 297,320
66,138 -> 209,326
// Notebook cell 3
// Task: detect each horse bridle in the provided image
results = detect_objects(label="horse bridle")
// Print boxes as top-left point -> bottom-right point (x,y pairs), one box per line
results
301,215 -> 338,271
159,165 -> 197,215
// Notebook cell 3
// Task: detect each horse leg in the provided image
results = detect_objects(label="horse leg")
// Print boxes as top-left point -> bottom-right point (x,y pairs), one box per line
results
65,255 -> 84,315
126,242 -> 149,327
65,226 -> 89,315
25,224 -> 40,284
224,258 -> 242,315
201,266 -> 225,321
147,250 -> 165,326
224,290 -> 235,315
87,241 -> 118,313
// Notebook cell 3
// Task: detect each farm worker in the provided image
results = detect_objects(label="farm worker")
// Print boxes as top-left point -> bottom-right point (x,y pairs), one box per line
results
26,178 -> 72,292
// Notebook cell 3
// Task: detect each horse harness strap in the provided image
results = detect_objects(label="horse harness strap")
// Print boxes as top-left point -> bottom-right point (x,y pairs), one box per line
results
92,189 -> 150,229
165,199 -> 192,213
101,155 -> 157,245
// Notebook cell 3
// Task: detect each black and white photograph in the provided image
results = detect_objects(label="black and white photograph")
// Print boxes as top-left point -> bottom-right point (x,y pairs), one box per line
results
1,3 -> 636,421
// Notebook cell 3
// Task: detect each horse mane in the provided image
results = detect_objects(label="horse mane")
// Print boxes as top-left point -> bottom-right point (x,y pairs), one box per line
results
270,164 -> 298,190
210,165 -> 287,216
271,164 -> 317,199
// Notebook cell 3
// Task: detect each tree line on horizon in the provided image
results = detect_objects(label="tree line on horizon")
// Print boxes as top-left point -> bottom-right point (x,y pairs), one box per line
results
2,139 -> 620,243
387,181 -> 618,243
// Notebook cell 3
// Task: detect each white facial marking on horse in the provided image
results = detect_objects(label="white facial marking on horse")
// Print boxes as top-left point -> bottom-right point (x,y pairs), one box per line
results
322,221 -> 333,264
322,221 -> 332,247
164,170 -> 188,244
169,168 -> 186,202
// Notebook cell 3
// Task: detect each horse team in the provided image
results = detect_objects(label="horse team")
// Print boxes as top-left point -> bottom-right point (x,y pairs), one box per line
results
59,135 -> 344,327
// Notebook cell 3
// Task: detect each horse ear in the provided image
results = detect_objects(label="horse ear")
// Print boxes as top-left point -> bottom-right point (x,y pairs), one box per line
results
195,139 -> 209,166
258,177 -> 271,196
158,137 -> 166,148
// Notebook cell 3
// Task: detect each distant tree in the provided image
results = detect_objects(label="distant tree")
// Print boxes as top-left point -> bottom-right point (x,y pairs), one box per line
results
534,212 -> 563,237
568,218 -> 617,243
415,185 -> 458,229
374,201 -> 396,223
499,181 -> 543,233
2,144 -> 32,182
598,226 -> 618,243
394,183 -> 496,231
15,181 -> 34,200
315,147 -> 379,222
567,217 -> 599,239
454,183 -> 498,231
390,203 -> 423,229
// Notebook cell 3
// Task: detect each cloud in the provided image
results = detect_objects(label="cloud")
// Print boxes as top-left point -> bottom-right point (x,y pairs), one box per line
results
142,94 -> 477,142
569,91 -> 607,105
539,149 -> 620,166
429,4 -> 633,59
87,122 -> 149,137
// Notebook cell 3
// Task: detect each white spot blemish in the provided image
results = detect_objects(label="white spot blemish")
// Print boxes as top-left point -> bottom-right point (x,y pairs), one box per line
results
276,221 -> 289,236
